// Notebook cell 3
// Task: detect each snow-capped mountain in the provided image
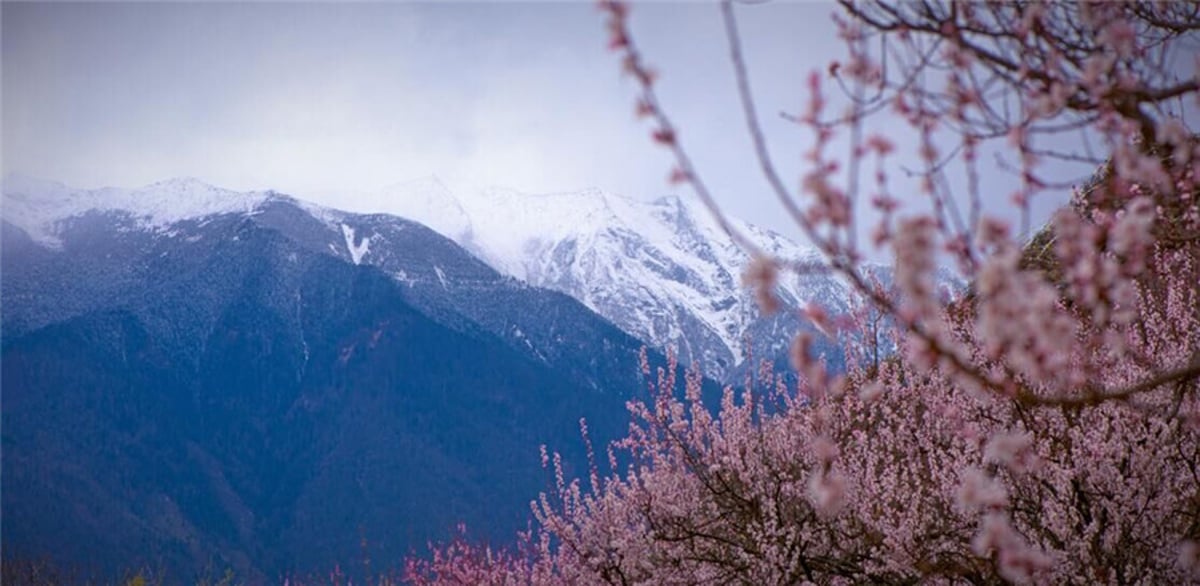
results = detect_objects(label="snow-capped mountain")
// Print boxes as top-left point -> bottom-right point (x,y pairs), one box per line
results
1,174 -> 663,394
2,175 -> 273,248
3,174 -> 686,578
2,174 -> 856,380
0,175 -> 951,579
369,177 -> 852,379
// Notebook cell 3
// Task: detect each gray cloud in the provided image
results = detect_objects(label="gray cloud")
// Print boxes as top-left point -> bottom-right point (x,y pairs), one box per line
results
2,2 -> 843,236
6,2 -> 1187,254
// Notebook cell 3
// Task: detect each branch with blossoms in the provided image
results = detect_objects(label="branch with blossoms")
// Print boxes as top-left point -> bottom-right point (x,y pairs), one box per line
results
592,0 -> 1200,581
409,3 -> 1200,582
599,0 -> 1200,410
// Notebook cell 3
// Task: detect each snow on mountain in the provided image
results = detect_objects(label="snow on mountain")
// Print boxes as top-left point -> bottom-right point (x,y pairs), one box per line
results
340,223 -> 373,265
2,174 -> 857,379
377,179 -> 842,378
1,175 -> 271,247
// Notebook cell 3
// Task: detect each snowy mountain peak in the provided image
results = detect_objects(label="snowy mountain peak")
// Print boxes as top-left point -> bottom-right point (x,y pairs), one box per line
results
1,175 -> 272,247
365,180 -> 832,376
3,175 -> 850,380
128,177 -> 270,222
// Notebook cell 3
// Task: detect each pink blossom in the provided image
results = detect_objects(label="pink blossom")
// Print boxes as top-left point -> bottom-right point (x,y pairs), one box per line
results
958,468 -> 1008,511
983,431 -> 1039,474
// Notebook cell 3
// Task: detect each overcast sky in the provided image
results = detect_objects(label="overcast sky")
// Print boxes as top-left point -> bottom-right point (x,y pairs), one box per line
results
3,2 -> 841,234
3,2 -> 1194,248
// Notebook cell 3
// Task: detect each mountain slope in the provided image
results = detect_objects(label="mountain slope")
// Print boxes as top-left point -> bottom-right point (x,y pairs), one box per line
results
2,176 -> 654,395
371,178 -> 851,380
1,178 -> 678,580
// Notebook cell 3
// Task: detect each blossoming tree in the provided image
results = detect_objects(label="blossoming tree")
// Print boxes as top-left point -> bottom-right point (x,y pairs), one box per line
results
409,1 -> 1200,583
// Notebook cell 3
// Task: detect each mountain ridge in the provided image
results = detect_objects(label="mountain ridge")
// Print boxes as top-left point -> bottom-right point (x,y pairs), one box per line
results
2,186 -> 675,580
3,174 -> 867,380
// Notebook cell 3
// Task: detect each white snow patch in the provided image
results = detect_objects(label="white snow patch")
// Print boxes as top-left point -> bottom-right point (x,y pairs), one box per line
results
393,270 -> 415,287
340,224 -> 372,265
